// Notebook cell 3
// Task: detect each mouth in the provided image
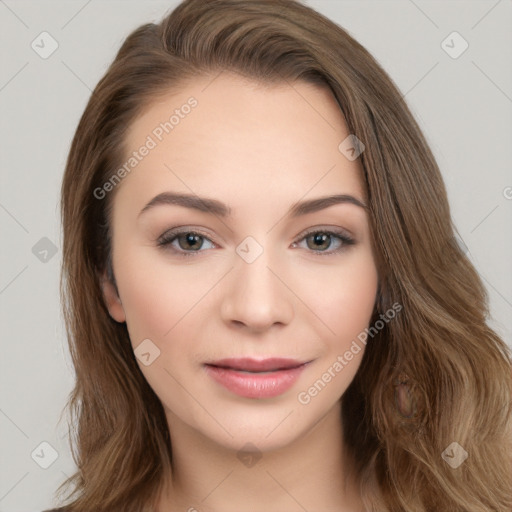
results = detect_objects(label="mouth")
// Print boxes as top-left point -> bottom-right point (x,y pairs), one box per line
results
206,357 -> 307,372
203,357 -> 311,399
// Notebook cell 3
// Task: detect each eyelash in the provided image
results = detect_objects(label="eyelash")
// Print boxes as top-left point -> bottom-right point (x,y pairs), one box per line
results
156,227 -> 355,257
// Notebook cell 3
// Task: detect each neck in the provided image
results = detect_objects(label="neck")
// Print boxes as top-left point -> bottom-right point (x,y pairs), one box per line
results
156,402 -> 364,512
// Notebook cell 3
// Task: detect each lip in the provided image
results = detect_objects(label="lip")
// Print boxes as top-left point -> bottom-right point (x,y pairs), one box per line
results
204,357 -> 310,399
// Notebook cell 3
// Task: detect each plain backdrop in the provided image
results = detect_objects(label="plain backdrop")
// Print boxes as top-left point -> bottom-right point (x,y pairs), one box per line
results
0,1 -> 511,510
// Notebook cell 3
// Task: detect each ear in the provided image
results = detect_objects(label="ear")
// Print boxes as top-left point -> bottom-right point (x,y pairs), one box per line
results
99,271 -> 126,323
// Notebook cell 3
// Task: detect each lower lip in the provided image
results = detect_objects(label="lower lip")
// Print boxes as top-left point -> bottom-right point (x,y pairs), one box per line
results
204,364 -> 308,399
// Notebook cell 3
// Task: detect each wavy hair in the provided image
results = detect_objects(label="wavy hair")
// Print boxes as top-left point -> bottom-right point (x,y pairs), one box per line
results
53,0 -> 512,511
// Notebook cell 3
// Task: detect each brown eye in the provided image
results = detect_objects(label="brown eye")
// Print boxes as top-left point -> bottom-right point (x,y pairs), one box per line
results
293,229 -> 355,255
176,233 -> 204,251
157,229 -> 216,255
306,232 -> 333,251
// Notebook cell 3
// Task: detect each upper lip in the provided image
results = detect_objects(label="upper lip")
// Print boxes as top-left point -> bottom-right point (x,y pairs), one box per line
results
205,357 -> 308,372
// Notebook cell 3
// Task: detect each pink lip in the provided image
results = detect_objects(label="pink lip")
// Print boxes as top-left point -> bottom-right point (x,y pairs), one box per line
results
204,357 -> 309,399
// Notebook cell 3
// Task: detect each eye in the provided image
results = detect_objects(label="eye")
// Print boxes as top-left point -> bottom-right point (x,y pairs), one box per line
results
291,229 -> 355,255
157,228 -> 216,256
156,227 -> 355,257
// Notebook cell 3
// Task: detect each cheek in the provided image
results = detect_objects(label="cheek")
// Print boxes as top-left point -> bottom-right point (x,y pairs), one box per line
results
113,249 -> 204,345
293,254 -> 378,406
115,235 -> 378,350
292,251 -> 378,343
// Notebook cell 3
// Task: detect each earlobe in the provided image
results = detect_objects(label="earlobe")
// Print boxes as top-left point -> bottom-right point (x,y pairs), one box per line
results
100,273 -> 126,323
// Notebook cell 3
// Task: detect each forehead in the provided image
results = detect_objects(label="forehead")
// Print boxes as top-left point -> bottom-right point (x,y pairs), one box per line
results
118,72 -> 365,209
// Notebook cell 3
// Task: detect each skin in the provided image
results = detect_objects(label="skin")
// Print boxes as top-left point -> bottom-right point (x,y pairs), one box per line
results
101,71 -> 378,512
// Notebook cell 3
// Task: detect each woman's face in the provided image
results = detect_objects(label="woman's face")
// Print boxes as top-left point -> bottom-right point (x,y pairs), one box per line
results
102,72 -> 378,452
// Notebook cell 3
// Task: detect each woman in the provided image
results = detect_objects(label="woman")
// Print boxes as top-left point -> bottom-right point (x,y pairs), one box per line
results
48,0 -> 512,511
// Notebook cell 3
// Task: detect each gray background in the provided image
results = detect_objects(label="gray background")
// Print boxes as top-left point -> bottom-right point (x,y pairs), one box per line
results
1,1 -> 511,510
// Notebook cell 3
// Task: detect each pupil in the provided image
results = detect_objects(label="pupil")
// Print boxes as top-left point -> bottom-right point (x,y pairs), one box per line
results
311,233 -> 329,250
181,233 -> 201,250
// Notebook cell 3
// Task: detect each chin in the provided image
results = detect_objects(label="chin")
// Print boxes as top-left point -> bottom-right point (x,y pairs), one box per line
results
168,392 -> 339,455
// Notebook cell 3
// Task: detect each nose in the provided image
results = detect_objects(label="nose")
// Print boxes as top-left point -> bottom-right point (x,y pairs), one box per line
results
219,247 -> 294,333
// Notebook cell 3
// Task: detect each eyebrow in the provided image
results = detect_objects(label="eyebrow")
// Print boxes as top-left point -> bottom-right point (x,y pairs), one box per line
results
138,192 -> 367,219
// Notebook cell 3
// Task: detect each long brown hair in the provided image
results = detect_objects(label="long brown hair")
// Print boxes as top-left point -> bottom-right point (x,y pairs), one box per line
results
55,1 -> 512,511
